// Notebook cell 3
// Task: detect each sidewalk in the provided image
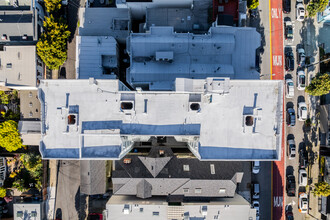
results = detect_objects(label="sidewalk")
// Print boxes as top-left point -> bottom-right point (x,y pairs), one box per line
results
304,16 -> 322,220
45,160 -> 58,220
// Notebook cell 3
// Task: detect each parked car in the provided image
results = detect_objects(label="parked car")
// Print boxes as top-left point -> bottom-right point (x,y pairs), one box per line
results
284,21 -> 294,42
252,200 -> 260,215
287,138 -> 296,159
285,79 -> 294,98
286,175 -> 296,197
297,48 -> 306,67
297,70 -> 306,90
283,0 -> 291,13
299,146 -> 309,169
252,161 -> 260,174
252,183 -> 260,199
299,169 -> 308,186
296,0 -> 305,21
285,205 -> 294,220
286,108 -> 296,127
298,192 -> 308,213
285,51 -> 295,71
88,213 -> 103,220
298,102 -> 308,121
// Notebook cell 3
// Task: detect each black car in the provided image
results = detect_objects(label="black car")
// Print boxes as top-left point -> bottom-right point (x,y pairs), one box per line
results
299,146 -> 309,169
283,0 -> 291,13
285,205 -> 294,220
286,108 -> 295,127
286,175 -> 296,197
285,51 -> 294,71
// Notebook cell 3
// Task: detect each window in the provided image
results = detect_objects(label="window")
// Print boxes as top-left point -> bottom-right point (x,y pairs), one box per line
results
152,212 -> 159,216
219,188 -> 226,193
139,208 -> 143,212
183,188 -> 189,193
183,165 -> 189,172
29,111 -> 33,117
6,63 -> 12,69
29,102 -> 33,107
195,188 -> 202,194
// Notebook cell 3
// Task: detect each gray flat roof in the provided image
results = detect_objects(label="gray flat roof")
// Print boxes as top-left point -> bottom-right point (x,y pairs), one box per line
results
146,8 -> 209,33
0,45 -> 37,88
38,77 -> 283,161
76,36 -> 118,79
78,8 -> 131,43
127,26 -> 260,90
0,10 -> 36,42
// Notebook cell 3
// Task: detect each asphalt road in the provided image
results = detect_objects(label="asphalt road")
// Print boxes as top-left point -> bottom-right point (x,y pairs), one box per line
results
283,1 -> 307,219
55,161 -> 86,220
252,162 -> 272,220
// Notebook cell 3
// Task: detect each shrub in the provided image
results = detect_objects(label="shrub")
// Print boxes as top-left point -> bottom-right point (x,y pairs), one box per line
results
44,0 -> 62,12
0,187 -> 6,198
306,73 -> 330,96
247,0 -> 259,9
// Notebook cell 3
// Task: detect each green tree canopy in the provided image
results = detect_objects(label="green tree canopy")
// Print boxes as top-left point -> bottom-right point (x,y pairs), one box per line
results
247,0 -> 259,9
0,120 -> 24,152
307,0 -> 328,17
306,73 -> 330,96
313,182 -> 330,197
44,0 -> 62,13
37,15 -> 70,70
0,187 -> 6,198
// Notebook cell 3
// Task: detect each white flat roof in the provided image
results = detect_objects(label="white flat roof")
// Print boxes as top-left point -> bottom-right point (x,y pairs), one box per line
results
38,78 -> 283,160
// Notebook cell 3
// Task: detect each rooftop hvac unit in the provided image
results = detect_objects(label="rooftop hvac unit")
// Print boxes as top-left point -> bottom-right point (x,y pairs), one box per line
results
155,51 -> 173,62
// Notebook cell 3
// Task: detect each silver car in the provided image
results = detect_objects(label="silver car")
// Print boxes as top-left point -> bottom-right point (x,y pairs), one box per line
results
297,70 -> 306,90
285,79 -> 294,98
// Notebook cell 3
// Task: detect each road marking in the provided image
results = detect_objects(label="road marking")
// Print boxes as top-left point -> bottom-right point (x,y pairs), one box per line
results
271,8 -> 282,19
273,55 -> 283,66
274,196 -> 283,207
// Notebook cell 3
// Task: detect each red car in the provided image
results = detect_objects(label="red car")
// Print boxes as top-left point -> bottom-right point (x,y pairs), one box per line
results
88,213 -> 103,220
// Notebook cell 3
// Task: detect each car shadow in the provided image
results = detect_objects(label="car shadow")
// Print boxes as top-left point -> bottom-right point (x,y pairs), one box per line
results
286,102 -> 294,109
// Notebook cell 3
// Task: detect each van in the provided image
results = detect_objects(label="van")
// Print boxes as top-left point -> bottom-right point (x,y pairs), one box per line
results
253,183 -> 260,199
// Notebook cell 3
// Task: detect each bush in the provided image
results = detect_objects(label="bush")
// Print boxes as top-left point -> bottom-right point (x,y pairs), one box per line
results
44,0 -> 62,13
313,182 -> 330,197
307,0 -> 329,17
247,0 -> 259,9
0,120 -> 24,152
306,73 -> 330,96
37,15 -> 70,70
0,91 -> 9,105
0,187 -> 6,198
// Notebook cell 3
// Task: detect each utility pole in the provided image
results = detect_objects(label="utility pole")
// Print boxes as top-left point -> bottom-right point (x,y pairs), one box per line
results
306,57 -> 330,68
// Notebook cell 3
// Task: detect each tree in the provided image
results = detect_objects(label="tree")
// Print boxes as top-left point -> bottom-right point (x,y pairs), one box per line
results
307,0 -> 328,17
0,91 -> 9,105
306,73 -> 330,96
0,120 -> 24,152
44,0 -> 62,13
37,15 -> 70,70
313,182 -> 330,197
247,0 -> 259,9
0,187 -> 6,198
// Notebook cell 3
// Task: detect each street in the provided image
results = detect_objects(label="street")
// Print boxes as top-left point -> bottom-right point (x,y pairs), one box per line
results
252,162 -> 272,220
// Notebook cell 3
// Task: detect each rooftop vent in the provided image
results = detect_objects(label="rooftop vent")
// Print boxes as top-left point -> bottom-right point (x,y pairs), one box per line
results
121,102 -> 133,110
123,204 -> 130,214
6,63 -> 12,69
68,115 -> 76,125
22,34 -> 28,40
153,212 -> 160,216
219,188 -> 226,193
210,164 -> 215,174
17,211 -> 23,217
201,206 -> 207,215
155,51 -> 173,62
123,158 -> 131,164
190,103 -> 200,111
245,116 -> 254,126
1,35 -> 7,40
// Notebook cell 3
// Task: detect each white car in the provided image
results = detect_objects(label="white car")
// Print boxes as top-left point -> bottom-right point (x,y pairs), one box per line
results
297,70 -> 306,90
286,79 -> 294,98
252,161 -> 260,174
252,200 -> 260,215
296,1 -> 305,21
299,169 -> 308,186
298,102 -> 308,121
299,192 -> 308,213
287,139 -> 296,159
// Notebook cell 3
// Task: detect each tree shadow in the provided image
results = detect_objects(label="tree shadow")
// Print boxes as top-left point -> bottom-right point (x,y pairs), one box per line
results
67,0 -> 80,43
75,187 -> 87,220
